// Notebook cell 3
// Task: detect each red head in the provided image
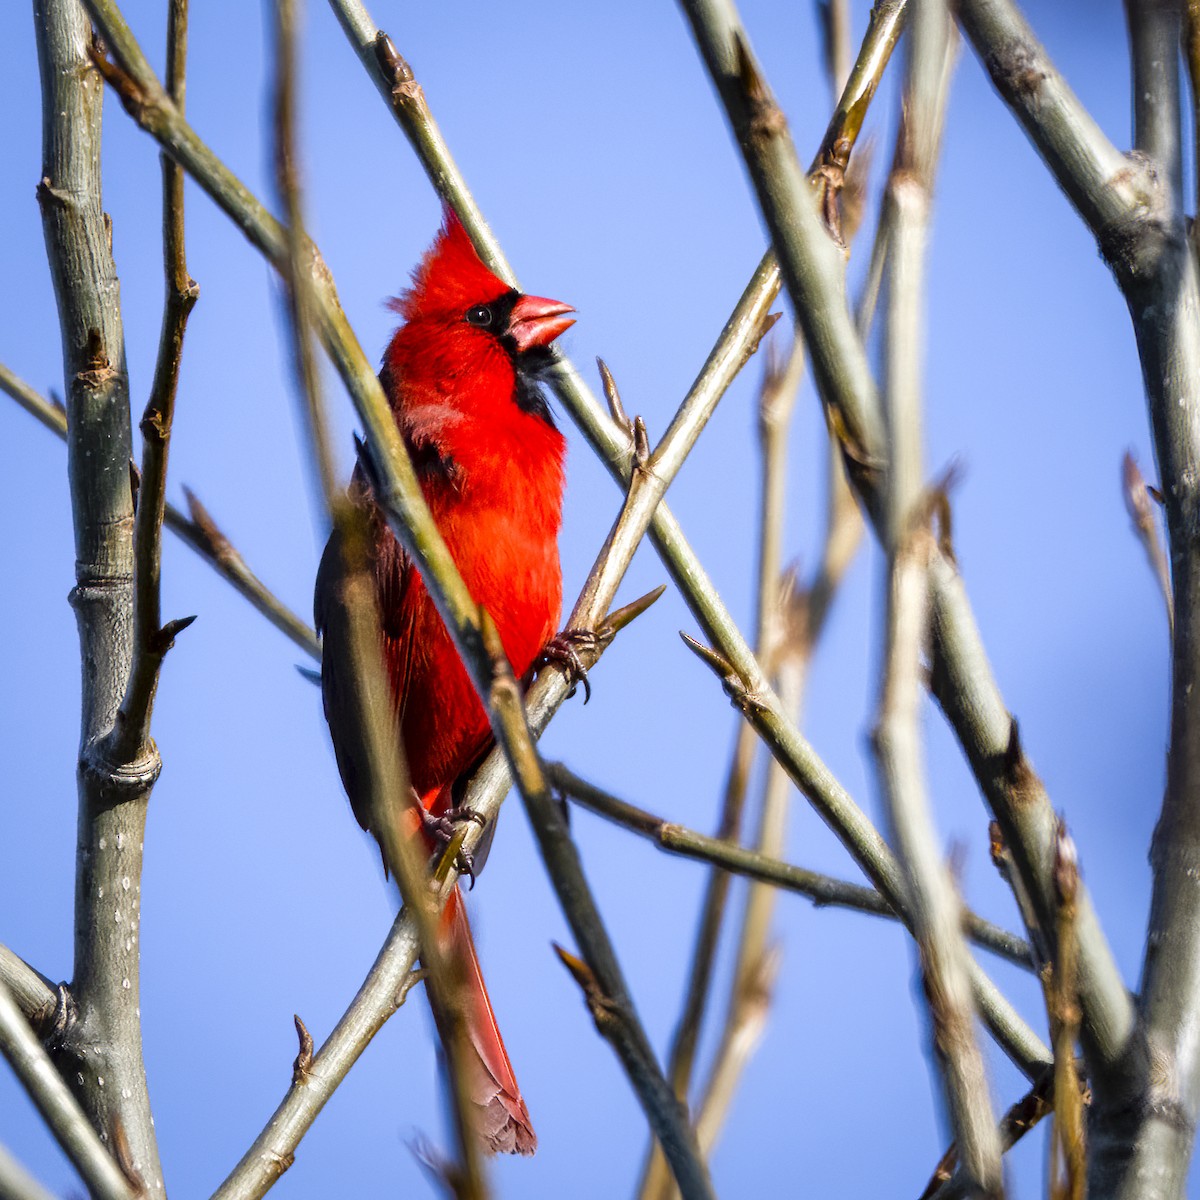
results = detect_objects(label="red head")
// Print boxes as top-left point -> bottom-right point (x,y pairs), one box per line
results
384,210 -> 574,443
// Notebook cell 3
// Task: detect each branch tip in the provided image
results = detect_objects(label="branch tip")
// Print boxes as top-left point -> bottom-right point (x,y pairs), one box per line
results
292,1014 -> 314,1084
600,584 -> 667,638
596,357 -> 632,437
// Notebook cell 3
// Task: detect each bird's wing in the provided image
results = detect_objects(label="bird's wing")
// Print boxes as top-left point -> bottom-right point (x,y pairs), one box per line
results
314,506 -> 416,835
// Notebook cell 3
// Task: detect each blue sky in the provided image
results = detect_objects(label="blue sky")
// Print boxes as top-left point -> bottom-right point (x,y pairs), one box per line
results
0,1 -> 1183,1196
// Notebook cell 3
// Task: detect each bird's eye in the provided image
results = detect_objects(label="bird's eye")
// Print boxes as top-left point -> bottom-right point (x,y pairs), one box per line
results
465,304 -> 493,327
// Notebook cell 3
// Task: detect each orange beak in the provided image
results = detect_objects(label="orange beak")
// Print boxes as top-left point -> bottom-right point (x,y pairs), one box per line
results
508,294 -> 576,353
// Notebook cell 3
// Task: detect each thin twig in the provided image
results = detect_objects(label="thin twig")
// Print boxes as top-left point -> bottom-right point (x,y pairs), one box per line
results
1048,826 -> 1086,1200
0,362 -> 319,660
105,0 -> 198,767
273,0 -> 339,528
0,981 -> 136,1200
548,763 -> 1032,966
923,1068 -> 1056,1200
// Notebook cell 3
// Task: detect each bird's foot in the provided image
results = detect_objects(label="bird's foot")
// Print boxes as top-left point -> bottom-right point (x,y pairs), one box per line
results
421,805 -> 486,888
538,628 -> 600,703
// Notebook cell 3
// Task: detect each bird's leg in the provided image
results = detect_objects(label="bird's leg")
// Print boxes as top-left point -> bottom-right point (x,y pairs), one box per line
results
538,628 -> 604,703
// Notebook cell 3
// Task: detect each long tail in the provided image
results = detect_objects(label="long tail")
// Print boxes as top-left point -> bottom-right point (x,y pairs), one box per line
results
428,885 -> 536,1155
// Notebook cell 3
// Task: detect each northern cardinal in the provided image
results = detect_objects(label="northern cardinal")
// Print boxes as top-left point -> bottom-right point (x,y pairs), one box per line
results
314,211 -> 573,1155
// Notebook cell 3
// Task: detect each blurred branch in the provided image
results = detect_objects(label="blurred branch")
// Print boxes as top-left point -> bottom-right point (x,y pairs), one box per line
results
0,1143 -> 58,1200
320,506 -> 489,1194
1048,826 -> 1086,1200
874,526 -> 1000,1200
0,362 -> 320,660
273,0 -> 338,529
811,0 -> 907,241
923,1068 -> 1055,1200
1122,452 -> 1173,632
270,2 -> 485,1180
0,946 -> 57,1037
548,763 -> 1032,967
33,0 -> 162,1184
0,981 -> 137,1200
957,0 -> 1200,1190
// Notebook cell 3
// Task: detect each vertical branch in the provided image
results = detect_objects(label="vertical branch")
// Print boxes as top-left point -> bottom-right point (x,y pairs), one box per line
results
270,3 -> 484,1183
1124,0 -> 1183,210
273,0 -> 339,527
32,0 -> 162,1186
107,0 -> 198,766
1048,827 -> 1086,1200
320,511 -> 489,1196
1186,2 -> 1200,223
872,6 -> 1000,1191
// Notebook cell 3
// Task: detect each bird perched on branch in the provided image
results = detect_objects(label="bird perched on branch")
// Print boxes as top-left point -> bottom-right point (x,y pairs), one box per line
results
315,210 -> 575,1155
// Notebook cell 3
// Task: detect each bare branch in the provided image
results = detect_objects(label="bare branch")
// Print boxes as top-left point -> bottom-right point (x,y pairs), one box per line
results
1124,0 -> 1183,209
0,362 -> 320,660
105,0 -> 198,767
33,0 -> 162,1182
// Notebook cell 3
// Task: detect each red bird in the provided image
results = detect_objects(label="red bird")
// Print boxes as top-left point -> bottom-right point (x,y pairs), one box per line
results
314,211 -> 573,1155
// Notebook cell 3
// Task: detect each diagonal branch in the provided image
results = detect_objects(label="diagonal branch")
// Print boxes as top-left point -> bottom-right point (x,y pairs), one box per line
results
548,763 -> 1032,969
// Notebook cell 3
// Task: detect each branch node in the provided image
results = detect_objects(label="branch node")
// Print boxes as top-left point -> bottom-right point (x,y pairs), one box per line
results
45,982 -> 78,1051
734,33 -> 788,141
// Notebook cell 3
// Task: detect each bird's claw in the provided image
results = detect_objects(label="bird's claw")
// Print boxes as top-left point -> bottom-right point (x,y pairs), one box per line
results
421,806 -> 485,888
539,629 -> 599,703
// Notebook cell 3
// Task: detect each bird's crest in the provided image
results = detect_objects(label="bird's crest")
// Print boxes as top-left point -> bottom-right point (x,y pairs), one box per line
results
393,206 -> 510,322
